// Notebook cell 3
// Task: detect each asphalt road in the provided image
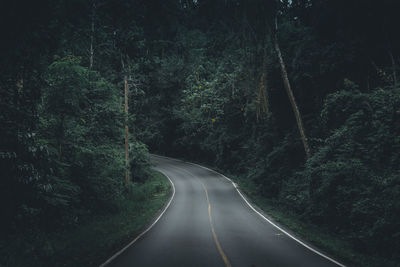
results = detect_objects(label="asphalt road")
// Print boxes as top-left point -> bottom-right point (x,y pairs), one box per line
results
103,155 -> 343,267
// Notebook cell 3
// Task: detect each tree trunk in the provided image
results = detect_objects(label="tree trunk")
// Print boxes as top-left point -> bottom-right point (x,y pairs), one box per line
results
121,56 -> 130,184
273,33 -> 312,159
124,75 -> 130,183
89,22 -> 94,69
89,1 -> 96,70
387,48 -> 397,89
257,41 -> 270,119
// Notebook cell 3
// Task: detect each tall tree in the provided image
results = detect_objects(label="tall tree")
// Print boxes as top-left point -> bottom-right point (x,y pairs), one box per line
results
273,1 -> 311,158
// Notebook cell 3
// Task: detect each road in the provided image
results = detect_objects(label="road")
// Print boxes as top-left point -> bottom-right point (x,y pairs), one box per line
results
102,155 -> 344,267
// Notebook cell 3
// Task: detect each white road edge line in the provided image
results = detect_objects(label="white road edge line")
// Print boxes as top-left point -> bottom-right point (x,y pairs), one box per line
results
99,170 -> 176,267
153,155 -> 346,267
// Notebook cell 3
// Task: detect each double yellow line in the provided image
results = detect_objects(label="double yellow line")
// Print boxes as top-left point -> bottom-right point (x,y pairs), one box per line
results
172,166 -> 232,267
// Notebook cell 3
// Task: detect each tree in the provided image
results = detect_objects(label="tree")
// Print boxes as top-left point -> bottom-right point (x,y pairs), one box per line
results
40,56 -> 125,211
273,0 -> 311,159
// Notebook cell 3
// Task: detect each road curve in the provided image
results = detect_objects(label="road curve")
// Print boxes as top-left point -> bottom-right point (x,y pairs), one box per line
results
103,155 -> 343,267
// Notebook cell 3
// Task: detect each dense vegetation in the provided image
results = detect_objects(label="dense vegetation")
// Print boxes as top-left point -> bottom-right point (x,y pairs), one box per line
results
1,170 -> 170,267
1,0 -> 400,266
0,0 -> 161,265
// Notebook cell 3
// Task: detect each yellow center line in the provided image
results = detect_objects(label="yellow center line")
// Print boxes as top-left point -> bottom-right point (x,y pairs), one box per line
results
201,182 -> 232,267
171,165 -> 232,267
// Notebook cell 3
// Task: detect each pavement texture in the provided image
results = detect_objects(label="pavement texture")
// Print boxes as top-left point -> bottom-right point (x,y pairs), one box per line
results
106,155 -> 341,267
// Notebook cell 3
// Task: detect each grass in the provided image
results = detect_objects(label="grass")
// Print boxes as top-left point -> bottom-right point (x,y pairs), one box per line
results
0,170 -> 171,267
234,175 -> 399,267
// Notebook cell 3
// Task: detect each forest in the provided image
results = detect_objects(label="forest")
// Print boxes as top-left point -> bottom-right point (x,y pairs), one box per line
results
1,0 -> 399,266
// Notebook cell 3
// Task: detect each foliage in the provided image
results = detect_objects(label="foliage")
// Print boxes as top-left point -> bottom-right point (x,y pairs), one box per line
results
302,89 -> 400,257
39,56 -> 125,216
0,171 -> 170,267
2,0 -> 400,265
129,141 -> 152,183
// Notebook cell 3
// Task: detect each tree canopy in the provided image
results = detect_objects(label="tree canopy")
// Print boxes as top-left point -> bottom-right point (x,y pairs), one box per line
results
1,0 -> 399,265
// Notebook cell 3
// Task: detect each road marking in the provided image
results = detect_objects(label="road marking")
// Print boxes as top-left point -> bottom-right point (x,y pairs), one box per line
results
202,183 -> 232,267
171,165 -> 232,267
187,162 -> 346,267
153,155 -> 346,267
99,169 -> 176,267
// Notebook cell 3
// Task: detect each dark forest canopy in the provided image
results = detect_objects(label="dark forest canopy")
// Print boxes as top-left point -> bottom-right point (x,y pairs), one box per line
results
1,0 -> 400,266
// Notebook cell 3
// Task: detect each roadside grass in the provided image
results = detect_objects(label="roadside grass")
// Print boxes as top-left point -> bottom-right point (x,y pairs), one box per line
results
0,170 -> 171,267
234,176 -> 398,267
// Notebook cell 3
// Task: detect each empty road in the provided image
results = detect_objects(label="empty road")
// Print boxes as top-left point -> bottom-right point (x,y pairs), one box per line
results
102,155 -> 343,267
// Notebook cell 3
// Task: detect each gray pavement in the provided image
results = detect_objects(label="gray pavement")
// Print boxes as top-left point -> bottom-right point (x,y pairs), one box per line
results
105,156 -> 342,267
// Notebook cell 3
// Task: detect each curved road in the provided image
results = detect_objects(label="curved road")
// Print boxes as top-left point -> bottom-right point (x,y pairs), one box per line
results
103,155 -> 343,267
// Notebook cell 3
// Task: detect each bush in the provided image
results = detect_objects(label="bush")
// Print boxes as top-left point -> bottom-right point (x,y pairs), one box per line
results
129,141 -> 152,183
301,89 -> 400,258
39,57 -> 125,219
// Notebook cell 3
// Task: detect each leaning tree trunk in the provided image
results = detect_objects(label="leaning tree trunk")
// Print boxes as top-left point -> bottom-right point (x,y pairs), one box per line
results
273,33 -> 312,159
387,48 -> 397,89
